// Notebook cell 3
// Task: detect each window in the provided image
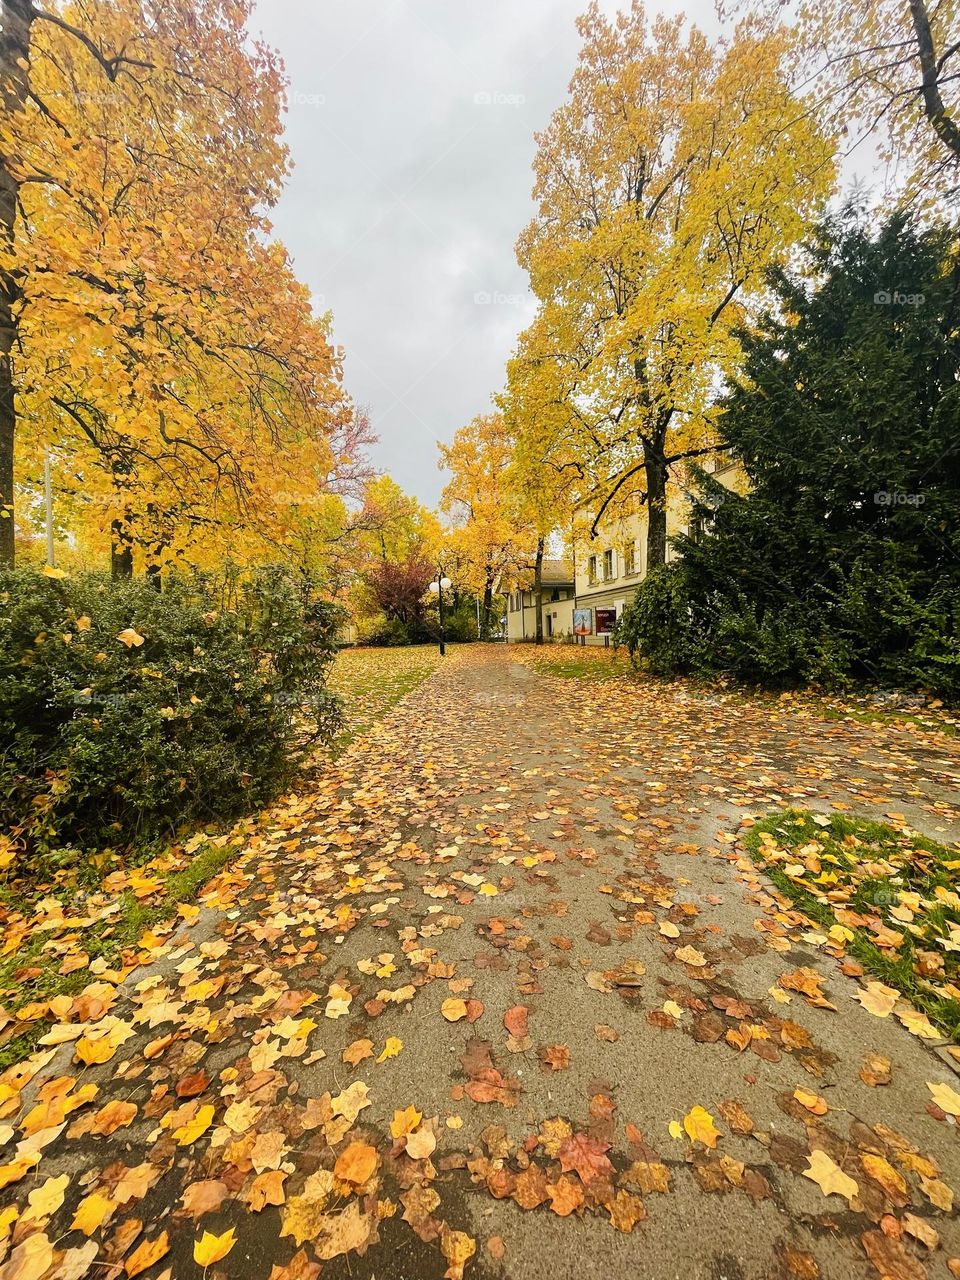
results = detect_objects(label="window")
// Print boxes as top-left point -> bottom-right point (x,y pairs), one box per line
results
588,554 -> 598,585
623,542 -> 636,575
603,549 -> 614,581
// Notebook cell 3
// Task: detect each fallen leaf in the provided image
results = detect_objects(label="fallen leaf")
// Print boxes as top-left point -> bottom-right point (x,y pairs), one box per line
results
194,1228 -> 237,1267
126,1232 -> 170,1277
334,1142 -> 379,1187
803,1150 -> 859,1204
683,1105 -> 721,1148
854,981 -> 899,1018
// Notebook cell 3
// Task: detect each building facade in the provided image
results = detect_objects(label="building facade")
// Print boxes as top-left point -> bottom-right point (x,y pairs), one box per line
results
571,457 -> 743,645
505,559 -> 575,642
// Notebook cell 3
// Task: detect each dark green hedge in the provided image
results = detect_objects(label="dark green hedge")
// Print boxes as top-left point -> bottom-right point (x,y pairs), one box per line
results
0,565 -> 344,867
616,211 -> 960,703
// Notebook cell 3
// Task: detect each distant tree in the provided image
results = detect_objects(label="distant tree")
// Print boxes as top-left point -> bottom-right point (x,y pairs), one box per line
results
352,476 -> 441,642
439,414 -> 523,639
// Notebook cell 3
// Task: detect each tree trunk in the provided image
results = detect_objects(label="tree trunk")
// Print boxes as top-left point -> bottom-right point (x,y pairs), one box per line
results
0,0 -> 33,568
909,0 -> 960,160
534,537 -> 545,645
111,520 -> 133,578
644,447 -> 668,570
481,576 -> 494,640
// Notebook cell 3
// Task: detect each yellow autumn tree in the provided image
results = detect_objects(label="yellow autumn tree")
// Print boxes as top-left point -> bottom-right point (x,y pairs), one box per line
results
438,413 -> 525,639
0,0 -> 351,572
498,387 -> 577,645
722,0 -> 960,202
506,1 -> 835,570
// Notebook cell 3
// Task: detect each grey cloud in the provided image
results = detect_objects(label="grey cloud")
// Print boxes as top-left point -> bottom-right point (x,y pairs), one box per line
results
252,0 -> 716,504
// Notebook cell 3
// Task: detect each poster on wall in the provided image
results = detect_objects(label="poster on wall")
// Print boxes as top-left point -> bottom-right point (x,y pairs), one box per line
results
595,608 -> 617,635
573,608 -> 592,636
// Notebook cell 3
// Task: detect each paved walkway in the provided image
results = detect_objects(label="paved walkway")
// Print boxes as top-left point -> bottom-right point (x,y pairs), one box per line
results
3,647 -> 960,1280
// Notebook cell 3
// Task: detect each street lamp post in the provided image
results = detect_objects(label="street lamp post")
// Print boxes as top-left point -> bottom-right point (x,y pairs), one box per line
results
428,574 -> 452,656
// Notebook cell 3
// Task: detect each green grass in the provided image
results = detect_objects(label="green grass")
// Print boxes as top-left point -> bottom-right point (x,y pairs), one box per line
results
744,808 -> 960,1038
327,645 -> 441,755
0,840 -> 236,1069
524,648 -> 635,682
817,702 -> 959,738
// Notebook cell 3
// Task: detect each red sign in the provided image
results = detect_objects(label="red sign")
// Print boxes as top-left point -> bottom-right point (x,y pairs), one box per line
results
595,608 -> 617,635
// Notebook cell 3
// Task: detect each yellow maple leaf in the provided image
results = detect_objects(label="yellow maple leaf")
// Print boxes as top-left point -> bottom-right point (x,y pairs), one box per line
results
682,1105 -> 721,1147
803,1149 -> 859,1203
194,1228 -> 236,1267
390,1105 -> 422,1139
25,1173 -> 69,1222
853,980 -> 899,1017
897,1005 -> 940,1039
927,1081 -> 960,1116
116,627 -> 145,648
174,1104 -> 215,1145
71,1192 -> 114,1236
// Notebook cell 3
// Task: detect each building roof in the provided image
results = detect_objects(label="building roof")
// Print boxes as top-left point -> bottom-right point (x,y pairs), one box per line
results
511,558 -> 574,589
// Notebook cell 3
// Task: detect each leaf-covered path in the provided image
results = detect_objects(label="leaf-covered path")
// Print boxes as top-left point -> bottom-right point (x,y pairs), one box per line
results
4,646 -> 960,1280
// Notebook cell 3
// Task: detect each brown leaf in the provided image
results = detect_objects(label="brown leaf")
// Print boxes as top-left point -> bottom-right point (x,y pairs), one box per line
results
269,1249 -> 322,1280
861,1229 -> 927,1280
538,1044 -> 570,1072
860,1052 -> 892,1087
503,1006 -> 529,1039
342,1038 -> 374,1065
547,1175 -> 584,1216
179,1180 -> 229,1219
558,1132 -> 614,1185
175,1070 -> 209,1099
248,1170 -> 287,1210
125,1231 -> 170,1278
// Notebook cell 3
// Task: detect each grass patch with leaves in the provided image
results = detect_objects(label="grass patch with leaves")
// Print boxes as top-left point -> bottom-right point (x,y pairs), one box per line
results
522,646 -> 635,683
0,646 -> 441,1066
744,808 -> 960,1039
0,837 -> 238,1069
327,645 -> 442,755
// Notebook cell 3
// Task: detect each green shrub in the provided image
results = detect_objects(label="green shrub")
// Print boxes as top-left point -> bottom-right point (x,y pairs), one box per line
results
361,616 -> 415,646
443,604 -> 479,643
614,563 -> 701,675
0,565 -> 343,870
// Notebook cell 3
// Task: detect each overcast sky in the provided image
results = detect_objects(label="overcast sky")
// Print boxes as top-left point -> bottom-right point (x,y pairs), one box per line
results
250,0 -> 719,507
